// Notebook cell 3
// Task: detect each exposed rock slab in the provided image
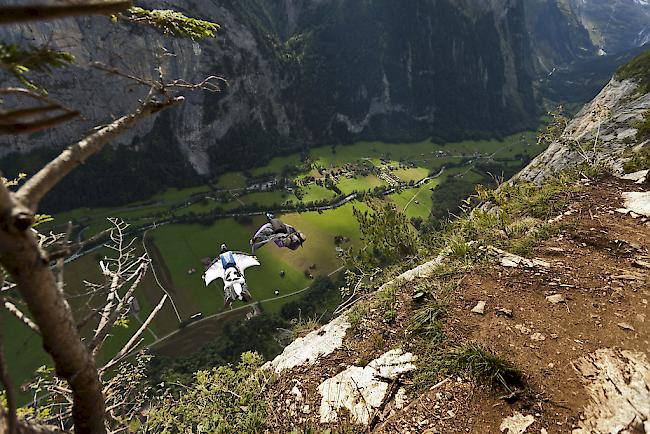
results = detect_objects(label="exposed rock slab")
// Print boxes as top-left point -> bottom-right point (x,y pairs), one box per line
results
263,315 -> 350,374
318,349 -> 416,425
621,169 -> 649,184
500,411 -> 535,434
489,246 -> 550,268
622,192 -> 650,217
572,349 -> 650,434
516,78 -> 650,183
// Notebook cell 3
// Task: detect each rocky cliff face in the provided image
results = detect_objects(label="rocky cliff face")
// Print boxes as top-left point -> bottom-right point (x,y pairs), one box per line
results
516,76 -> 650,182
0,0 -> 634,210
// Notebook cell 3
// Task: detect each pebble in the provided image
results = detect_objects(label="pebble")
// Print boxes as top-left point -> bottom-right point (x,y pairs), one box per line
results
471,301 -> 486,315
531,333 -> 546,342
546,294 -> 566,304
617,322 -> 636,332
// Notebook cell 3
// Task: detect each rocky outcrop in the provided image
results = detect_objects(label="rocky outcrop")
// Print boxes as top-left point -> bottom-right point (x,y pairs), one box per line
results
516,77 -> 650,182
573,349 -> 650,434
264,314 -> 351,374
318,349 -> 416,425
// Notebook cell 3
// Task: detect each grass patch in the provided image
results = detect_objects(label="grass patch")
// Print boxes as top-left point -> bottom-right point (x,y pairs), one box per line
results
443,343 -> 523,393
617,48 -> 650,95
292,315 -> 322,338
623,145 -> 650,173
216,172 -> 248,189
408,304 -> 445,337
375,284 -> 399,324
347,303 -> 369,335
635,110 -> 650,144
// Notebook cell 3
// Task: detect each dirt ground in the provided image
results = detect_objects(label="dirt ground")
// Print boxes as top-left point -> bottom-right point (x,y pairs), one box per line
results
378,177 -> 649,433
266,176 -> 649,434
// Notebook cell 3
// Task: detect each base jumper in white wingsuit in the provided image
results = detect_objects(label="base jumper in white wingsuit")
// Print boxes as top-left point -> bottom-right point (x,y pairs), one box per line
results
203,244 -> 260,308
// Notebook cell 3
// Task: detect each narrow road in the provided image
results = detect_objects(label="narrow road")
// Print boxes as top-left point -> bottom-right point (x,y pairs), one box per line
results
142,228 -> 183,324
403,166 -> 446,211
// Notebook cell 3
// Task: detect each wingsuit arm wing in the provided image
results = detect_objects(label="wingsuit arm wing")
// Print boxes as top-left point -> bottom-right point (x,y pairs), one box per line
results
203,260 -> 225,286
251,223 -> 275,252
232,253 -> 260,272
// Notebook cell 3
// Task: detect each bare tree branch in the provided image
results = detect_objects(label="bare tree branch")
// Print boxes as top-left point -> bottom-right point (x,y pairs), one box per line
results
2,299 -> 40,335
101,294 -> 167,373
0,88 -> 80,135
0,1 -> 132,25
0,105 -> 62,122
52,222 -> 71,291
91,61 -> 225,93
0,111 -> 79,135
46,227 -> 112,262
15,96 -> 183,211
89,261 -> 147,356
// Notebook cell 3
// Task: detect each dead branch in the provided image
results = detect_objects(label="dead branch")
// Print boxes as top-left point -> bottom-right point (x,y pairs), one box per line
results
0,111 -> 79,135
0,1 -> 132,24
46,227 -> 112,262
15,96 -> 183,211
101,294 -> 167,373
2,299 -> 40,335
91,61 -> 225,94
52,222 -> 71,291
89,261 -> 148,356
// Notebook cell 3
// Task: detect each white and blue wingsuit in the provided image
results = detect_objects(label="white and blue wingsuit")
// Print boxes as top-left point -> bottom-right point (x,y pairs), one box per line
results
203,244 -> 260,308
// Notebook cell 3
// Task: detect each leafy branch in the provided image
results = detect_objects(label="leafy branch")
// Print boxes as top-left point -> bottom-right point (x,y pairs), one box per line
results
0,43 -> 74,93
119,7 -> 220,40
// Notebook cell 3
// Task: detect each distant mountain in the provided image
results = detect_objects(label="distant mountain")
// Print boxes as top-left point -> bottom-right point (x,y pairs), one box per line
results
1,0 -> 647,211
567,0 -> 650,55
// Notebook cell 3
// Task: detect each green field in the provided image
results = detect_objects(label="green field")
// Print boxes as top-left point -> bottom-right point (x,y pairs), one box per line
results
336,174 -> 385,195
389,178 -> 440,220
10,131 -> 546,398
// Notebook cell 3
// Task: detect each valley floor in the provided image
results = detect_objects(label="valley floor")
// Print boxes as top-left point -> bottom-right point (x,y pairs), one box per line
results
265,175 -> 649,433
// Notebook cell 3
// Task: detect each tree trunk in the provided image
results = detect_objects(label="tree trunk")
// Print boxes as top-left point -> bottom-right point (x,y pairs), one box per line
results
0,222 -> 106,434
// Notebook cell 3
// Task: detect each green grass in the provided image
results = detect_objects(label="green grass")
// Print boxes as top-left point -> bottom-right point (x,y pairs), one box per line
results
250,153 -> 303,177
216,172 -> 248,190
336,175 -> 385,195
152,185 -> 211,202
300,184 -> 336,203
393,166 -> 429,182
235,191 -> 290,208
617,48 -> 650,94
279,202 -> 368,273
2,314 -> 50,403
634,110 -> 650,144
443,343 -> 523,393
388,178 -> 439,220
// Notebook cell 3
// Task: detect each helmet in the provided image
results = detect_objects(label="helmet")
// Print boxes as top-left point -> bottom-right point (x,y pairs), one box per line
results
265,212 -> 275,221
220,243 -> 228,253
